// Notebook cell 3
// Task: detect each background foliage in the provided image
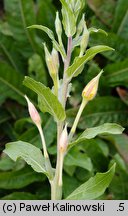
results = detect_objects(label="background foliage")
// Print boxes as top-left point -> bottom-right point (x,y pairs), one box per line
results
0,0 -> 128,200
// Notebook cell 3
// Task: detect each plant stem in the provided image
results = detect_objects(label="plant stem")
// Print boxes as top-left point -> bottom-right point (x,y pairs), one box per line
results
53,75 -> 59,97
37,124 -> 53,180
50,36 -> 73,200
64,36 -> 72,72
69,99 -> 88,141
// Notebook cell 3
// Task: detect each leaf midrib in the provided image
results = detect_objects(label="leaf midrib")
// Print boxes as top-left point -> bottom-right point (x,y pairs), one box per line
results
0,77 -> 24,97
67,173 -> 111,199
105,67 -> 128,78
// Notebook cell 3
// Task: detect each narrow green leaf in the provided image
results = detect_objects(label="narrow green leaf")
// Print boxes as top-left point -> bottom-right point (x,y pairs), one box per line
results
113,0 -> 128,34
103,134 -> 128,164
27,25 -> 66,58
64,148 -> 93,171
60,0 -> 76,36
1,192 -> 38,200
0,167 -> 45,189
66,45 -> 114,78
4,141 -> 47,174
87,0 -> 116,27
89,27 -> 108,36
104,58 -> 128,86
69,123 -> 124,149
89,33 -> 128,62
66,163 -> 116,200
28,53 -> 47,85
23,76 -> 66,122
67,96 -> 128,128
4,0 -> 38,55
0,155 -> 15,171
0,61 -> 25,105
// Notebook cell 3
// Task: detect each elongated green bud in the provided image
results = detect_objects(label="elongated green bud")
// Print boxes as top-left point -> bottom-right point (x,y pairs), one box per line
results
55,12 -> 62,37
25,95 -> 41,126
82,70 -> 103,101
80,22 -> 89,56
43,43 -> 58,79
76,14 -> 85,37
51,48 -> 59,72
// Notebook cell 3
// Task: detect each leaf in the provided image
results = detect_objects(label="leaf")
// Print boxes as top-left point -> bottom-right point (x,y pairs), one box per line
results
89,33 -> 128,61
4,0 -> 38,55
66,45 -> 114,78
63,174 -> 80,199
103,134 -> 128,164
113,0 -> 128,37
67,96 -> 128,128
69,123 -> 124,148
89,27 -> 108,36
0,167 -> 45,189
0,155 -> 15,171
36,0 -> 56,31
80,139 -> 109,171
104,58 -> 128,86
64,148 -> 93,171
1,192 -> 38,200
0,109 -> 10,124
66,163 -> 116,200
109,164 -> 128,199
28,53 -> 47,85
23,76 -> 66,122
4,141 -> 47,174
87,0 -> 116,27
60,0 -> 76,36
0,33 -> 25,73
0,61 -> 25,105
27,25 -> 66,59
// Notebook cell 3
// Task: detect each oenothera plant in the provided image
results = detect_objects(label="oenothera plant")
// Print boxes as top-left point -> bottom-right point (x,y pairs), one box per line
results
4,0 -> 124,200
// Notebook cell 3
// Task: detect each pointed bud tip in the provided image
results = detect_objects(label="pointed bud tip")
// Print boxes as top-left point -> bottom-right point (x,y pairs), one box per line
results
82,70 -> 103,101
24,95 -> 41,126
59,124 -> 68,153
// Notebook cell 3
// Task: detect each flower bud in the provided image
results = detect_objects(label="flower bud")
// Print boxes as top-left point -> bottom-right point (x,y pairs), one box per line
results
25,95 -> 41,126
82,70 -> 103,101
55,12 -> 62,36
80,22 -> 89,56
43,43 -> 58,79
76,14 -> 85,37
51,48 -> 59,72
59,124 -> 68,153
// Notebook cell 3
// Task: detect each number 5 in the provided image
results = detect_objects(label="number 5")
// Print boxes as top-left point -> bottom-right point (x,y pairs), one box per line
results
119,203 -> 124,211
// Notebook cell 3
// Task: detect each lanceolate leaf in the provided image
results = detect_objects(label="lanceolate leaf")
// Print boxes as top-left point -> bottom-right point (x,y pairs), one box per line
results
4,0 -> 38,55
0,166 -> 45,189
0,61 -> 25,105
66,163 -> 116,200
67,96 -> 128,128
60,0 -> 76,36
1,192 -> 38,200
69,123 -> 124,149
113,0 -> 128,35
104,58 -> 128,86
88,27 -> 108,36
27,25 -> 66,59
66,45 -> 114,78
23,76 -> 66,122
4,141 -> 47,174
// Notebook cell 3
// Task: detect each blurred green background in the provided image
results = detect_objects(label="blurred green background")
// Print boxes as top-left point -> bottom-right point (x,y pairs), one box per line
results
0,0 -> 128,200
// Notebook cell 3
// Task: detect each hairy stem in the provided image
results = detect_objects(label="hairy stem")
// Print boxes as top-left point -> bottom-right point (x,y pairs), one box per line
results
50,36 -> 73,200
37,124 -> 53,180
64,36 -> 72,72
69,99 -> 88,141
53,75 -> 59,97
